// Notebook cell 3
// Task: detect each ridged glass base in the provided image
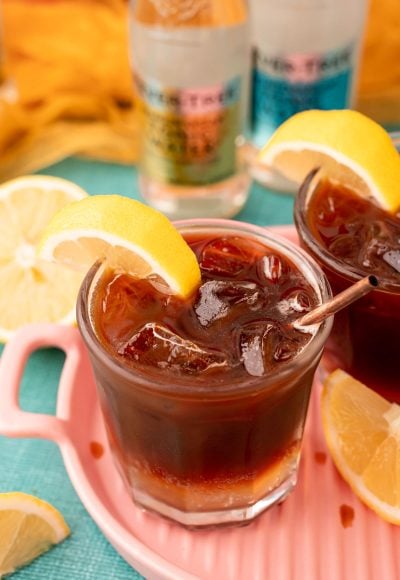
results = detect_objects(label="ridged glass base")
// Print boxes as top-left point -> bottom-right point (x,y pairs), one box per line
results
132,470 -> 298,528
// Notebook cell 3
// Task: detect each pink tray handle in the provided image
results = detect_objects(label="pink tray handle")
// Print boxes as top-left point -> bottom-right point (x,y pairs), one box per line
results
0,323 -> 84,444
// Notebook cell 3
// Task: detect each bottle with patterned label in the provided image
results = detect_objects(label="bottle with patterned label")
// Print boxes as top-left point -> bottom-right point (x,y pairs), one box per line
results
129,0 -> 251,218
249,0 -> 368,149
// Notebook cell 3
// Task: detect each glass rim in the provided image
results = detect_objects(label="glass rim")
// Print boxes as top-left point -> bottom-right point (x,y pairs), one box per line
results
294,169 -> 400,293
76,218 -> 333,398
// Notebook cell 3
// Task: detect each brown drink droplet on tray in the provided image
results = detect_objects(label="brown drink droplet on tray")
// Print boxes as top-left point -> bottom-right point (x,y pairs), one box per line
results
314,451 -> 327,465
340,504 -> 355,528
90,441 -> 104,459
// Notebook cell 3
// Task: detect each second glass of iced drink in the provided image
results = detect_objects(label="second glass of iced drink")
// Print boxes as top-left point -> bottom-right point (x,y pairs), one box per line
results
294,170 -> 400,403
77,219 -> 332,527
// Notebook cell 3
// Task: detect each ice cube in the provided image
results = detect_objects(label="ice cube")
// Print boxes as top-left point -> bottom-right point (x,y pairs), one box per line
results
147,273 -> 174,295
194,280 -> 262,327
328,234 -> 359,261
238,320 -> 312,375
100,274 -> 167,340
260,254 -> 287,284
273,339 -> 299,362
359,222 -> 394,268
383,250 -> 400,274
194,281 -> 228,327
119,323 -> 227,374
371,220 -> 392,240
199,236 -> 257,277
276,288 -> 313,317
240,333 -> 264,377
273,334 -> 311,362
238,321 -> 275,377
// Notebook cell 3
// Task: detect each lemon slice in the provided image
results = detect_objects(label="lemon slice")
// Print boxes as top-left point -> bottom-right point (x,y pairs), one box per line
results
0,175 -> 88,342
258,109 -> 400,213
0,492 -> 70,577
322,369 -> 400,525
38,194 -> 201,298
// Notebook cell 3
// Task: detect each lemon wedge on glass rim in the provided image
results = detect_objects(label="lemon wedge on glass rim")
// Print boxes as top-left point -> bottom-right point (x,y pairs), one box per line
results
322,369 -> 400,525
0,492 -> 70,577
0,175 -> 88,342
38,194 -> 201,299
258,109 -> 400,213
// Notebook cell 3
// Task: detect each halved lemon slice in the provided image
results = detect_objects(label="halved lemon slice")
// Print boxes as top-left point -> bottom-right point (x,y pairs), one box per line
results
0,175 -> 88,341
322,369 -> 400,525
38,194 -> 201,298
0,492 -> 70,577
258,109 -> 400,213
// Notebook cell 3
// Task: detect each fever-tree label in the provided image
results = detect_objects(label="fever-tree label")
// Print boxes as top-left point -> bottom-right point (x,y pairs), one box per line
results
135,75 -> 242,186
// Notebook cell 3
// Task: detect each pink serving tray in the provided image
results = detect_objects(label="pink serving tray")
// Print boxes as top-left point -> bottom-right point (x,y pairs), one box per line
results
1,225 -> 400,580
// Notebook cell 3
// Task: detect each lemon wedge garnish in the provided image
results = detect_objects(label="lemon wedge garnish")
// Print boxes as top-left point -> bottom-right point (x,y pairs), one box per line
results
0,492 -> 70,577
322,369 -> 400,525
258,109 -> 400,213
38,194 -> 201,298
0,175 -> 88,341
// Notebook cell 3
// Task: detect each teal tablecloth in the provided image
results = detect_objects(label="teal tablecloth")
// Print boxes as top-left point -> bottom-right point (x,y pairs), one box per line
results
0,158 -> 294,579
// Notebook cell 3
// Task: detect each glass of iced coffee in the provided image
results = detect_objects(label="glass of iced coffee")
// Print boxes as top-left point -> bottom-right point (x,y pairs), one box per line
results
294,169 -> 400,403
77,219 -> 332,527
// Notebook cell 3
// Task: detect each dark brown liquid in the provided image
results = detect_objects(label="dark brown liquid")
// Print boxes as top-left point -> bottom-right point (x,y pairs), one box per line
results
94,234 -> 318,381
307,181 -> 400,284
89,232 -> 320,511
305,180 -> 400,401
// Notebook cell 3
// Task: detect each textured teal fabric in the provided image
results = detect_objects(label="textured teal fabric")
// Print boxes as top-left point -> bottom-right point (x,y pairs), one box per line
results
0,158 -> 294,579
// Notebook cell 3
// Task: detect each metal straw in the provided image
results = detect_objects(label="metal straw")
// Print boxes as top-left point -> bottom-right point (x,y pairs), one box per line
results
295,275 -> 379,327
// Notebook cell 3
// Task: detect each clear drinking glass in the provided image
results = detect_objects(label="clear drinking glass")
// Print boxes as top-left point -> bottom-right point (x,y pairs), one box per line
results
77,219 -> 332,527
294,169 -> 400,403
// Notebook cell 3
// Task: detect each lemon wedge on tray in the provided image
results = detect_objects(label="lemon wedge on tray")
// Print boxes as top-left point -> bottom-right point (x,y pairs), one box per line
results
38,194 -> 201,299
0,492 -> 70,577
258,109 -> 400,213
0,175 -> 88,342
322,369 -> 400,525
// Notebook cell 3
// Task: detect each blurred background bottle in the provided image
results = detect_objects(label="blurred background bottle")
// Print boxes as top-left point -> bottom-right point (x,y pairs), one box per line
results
129,0 -> 251,219
249,0 -> 369,151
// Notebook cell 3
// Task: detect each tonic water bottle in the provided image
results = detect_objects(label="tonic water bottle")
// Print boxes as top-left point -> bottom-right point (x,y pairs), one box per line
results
250,0 -> 368,149
129,0 -> 251,218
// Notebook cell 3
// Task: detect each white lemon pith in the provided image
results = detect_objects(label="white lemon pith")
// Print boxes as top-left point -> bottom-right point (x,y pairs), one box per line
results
322,369 -> 400,525
0,492 -> 70,577
38,195 -> 201,298
258,109 -> 400,213
0,175 -> 88,342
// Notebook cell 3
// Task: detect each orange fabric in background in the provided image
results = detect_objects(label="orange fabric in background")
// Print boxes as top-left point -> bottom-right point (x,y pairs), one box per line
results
0,0 -> 138,182
4,0 -> 133,107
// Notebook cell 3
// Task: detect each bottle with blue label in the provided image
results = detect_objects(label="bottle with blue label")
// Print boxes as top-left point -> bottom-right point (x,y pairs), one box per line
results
249,0 -> 369,150
129,0 -> 251,219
